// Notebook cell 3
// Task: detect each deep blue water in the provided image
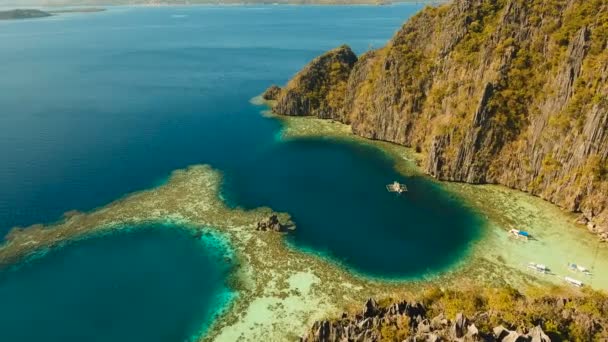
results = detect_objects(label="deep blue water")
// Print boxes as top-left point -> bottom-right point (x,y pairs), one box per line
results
224,139 -> 483,277
0,5 -> 483,341
0,226 -> 234,342
0,5 -> 416,231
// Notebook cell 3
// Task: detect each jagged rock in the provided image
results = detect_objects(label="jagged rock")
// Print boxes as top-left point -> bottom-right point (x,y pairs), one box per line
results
577,215 -> 590,225
262,85 -> 282,101
423,332 -> 441,342
405,301 -> 426,319
527,325 -> 550,342
418,319 -> 432,333
300,296 -> 608,342
467,323 -> 479,338
501,331 -> 528,342
493,326 -> 509,341
363,298 -> 380,318
256,214 -> 292,232
431,313 -> 449,330
452,313 -> 468,338
273,45 -> 357,119
561,309 -> 573,320
555,298 -> 569,309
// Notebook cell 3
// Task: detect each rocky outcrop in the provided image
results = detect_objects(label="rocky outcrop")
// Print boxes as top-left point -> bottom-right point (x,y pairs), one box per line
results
256,214 -> 294,232
262,85 -> 282,101
300,291 -> 608,342
271,0 -> 608,238
274,45 -> 358,119
300,298 -> 555,342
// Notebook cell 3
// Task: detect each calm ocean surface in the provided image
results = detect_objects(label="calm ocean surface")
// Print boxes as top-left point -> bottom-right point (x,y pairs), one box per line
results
0,5 -> 483,340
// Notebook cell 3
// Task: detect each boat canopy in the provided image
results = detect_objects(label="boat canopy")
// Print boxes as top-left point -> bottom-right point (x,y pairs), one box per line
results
518,231 -> 530,237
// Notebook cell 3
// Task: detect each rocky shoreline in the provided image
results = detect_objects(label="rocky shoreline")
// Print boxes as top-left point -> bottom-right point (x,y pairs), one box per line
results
300,288 -> 608,341
264,0 -> 608,240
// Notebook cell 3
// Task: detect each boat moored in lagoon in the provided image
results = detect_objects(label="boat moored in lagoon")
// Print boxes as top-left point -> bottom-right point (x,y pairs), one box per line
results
386,181 -> 408,194
527,262 -> 548,273
509,229 -> 531,240
568,263 -> 591,275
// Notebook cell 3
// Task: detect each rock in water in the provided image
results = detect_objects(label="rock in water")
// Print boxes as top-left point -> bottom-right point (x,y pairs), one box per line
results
256,214 -> 293,232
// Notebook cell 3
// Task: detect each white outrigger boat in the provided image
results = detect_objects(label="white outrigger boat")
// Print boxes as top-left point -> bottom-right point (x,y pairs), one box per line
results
509,229 -> 531,240
527,262 -> 548,274
568,263 -> 591,275
386,181 -> 407,194
564,276 -> 584,287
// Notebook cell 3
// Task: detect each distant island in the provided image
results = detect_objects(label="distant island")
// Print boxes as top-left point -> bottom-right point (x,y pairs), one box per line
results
0,0 -> 447,7
0,8 -> 105,20
0,9 -> 52,20
48,8 -> 105,13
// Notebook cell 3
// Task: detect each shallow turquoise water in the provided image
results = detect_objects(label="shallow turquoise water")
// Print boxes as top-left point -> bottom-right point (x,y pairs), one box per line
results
0,226 -> 234,342
0,5 -> 484,340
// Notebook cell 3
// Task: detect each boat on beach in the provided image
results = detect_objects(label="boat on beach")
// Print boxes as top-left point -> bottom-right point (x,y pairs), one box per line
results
509,229 -> 531,240
564,276 -> 584,287
386,181 -> 407,194
568,263 -> 591,275
527,262 -> 548,273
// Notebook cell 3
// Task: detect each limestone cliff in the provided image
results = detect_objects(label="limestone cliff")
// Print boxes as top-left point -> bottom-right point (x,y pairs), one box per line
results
269,0 -> 608,237
275,45 -> 358,118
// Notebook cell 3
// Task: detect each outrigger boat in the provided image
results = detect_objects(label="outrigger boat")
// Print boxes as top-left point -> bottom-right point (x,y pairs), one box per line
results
568,263 -> 591,275
509,229 -> 530,240
564,276 -> 584,287
386,181 -> 408,194
527,262 -> 548,274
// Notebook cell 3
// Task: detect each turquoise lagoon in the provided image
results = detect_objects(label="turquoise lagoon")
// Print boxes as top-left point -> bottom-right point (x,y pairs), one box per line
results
0,4 -> 483,340
0,226 -> 234,342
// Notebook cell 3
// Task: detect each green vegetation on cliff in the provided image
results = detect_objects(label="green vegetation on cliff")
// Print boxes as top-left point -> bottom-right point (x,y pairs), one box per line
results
274,45 -> 357,119
302,286 -> 608,341
270,0 -> 608,238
